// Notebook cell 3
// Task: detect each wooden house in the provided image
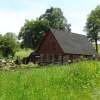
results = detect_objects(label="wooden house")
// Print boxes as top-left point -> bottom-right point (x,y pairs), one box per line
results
36,29 -> 96,64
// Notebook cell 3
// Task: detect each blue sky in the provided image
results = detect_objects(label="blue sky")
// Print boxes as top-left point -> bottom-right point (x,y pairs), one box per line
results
0,0 -> 100,35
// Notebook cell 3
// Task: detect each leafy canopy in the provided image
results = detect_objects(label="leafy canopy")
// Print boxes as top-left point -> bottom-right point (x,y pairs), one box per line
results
19,7 -> 71,49
39,7 -> 71,32
18,19 -> 50,49
0,32 -> 19,58
85,5 -> 100,53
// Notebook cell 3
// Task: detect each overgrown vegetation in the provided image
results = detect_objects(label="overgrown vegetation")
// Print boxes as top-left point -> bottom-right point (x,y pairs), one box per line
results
0,32 -> 19,58
0,61 -> 100,100
15,49 -> 32,59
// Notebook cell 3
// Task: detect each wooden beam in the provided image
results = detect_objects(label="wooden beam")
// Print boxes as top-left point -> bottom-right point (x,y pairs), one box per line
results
61,55 -> 63,64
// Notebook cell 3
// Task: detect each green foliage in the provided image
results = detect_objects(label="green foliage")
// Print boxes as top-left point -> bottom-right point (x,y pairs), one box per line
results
19,7 -> 71,49
0,61 -> 100,100
0,32 -> 19,58
19,19 -> 50,49
15,49 -> 32,59
0,34 -> 3,58
85,5 -> 100,53
39,7 -> 71,32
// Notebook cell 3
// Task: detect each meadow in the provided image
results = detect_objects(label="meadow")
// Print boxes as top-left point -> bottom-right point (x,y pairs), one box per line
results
0,61 -> 100,100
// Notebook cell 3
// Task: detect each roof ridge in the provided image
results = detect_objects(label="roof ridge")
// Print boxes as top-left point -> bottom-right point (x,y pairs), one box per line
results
71,32 -> 86,37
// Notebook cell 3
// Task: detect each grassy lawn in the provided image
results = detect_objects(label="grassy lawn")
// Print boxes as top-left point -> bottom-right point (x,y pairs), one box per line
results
0,61 -> 100,100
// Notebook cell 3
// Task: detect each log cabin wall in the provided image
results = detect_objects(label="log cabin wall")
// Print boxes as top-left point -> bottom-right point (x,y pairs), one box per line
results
37,32 -> 64,55
39,54 -> 63,64
63,55 -> 70,64
38,53 -> 91,64
37,32 -> 65,63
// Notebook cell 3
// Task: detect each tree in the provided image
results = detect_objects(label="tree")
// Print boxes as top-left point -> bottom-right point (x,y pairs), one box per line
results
0,32 -> 19,57
0,34 -> 3,58
39,7 -> 71,32
18,19 -> 50,49
19,7 -> 71,49
85,5 -> 100,53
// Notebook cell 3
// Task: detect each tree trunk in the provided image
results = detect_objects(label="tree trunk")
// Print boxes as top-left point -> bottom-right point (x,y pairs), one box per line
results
95,39 -> 98,54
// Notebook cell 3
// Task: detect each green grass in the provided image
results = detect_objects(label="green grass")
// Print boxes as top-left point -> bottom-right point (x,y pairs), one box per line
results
0,61 -> 100,100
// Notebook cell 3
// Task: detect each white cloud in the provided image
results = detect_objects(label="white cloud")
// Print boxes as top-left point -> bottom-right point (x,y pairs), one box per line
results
0,8 -> 45,35
0,9 -> 87,35
0,0 -> 100,35
63,12 -> 86,34
0,11 -> 23,34
0,0 -> 49,35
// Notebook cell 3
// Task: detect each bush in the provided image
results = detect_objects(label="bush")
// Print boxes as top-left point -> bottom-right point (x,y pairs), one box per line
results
15,49 -> 33,59
0,32 -> 19,58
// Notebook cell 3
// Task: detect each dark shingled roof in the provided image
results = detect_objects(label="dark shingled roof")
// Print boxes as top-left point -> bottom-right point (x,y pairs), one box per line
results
51,29 -> 96,55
